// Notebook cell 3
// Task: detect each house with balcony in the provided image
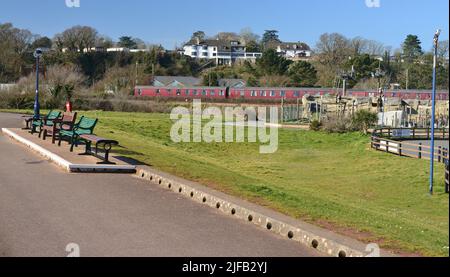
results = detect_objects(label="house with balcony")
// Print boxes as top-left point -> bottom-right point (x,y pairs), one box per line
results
276,42 -> 312,61
182,38 -> 262,65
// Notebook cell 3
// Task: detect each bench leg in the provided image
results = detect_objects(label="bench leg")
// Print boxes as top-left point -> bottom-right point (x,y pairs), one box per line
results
97,143 -> 116,165
97,148 -> 115,165
42,129 -> 47,140
79,141 -> 92,156
70,136 -> 76,152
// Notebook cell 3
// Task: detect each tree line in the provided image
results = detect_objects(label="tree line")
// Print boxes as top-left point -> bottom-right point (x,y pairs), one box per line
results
0,22 -> 448,96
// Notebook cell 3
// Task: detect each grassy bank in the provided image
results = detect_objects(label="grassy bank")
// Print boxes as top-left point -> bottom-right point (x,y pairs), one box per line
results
3,109 -> 449,256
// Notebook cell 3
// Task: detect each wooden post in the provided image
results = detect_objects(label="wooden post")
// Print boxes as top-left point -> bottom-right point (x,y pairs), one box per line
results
438,146 -> 442,163
399,142 -> 402,156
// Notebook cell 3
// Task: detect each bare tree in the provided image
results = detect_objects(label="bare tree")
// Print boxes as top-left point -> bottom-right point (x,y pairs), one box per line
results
54,26 -> 98,52
315,33 -> 351,67
365,40 -> 386,56
239,28 -> 260,44
0,23 -> 34,82
350,37 -> 368,56
437,40 -> 449,62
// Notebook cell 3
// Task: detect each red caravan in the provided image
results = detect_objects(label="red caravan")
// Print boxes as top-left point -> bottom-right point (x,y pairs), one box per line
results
134,86 -> 449,101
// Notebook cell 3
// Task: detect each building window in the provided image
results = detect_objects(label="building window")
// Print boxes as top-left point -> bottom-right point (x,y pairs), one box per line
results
280,91 -> 286,97
251,91 -> 257,97
176,89 -> 181,96
156,89 -> 160,94
137,89 -> 142,96
213,53 -> 217,57
202,52 -> 208,57
219,90 -> 224,96
167,89 -> 172,95
260,91 -> 267,97
202,90 -> 207,96
270,91 -> 276,97
210,91 -> 215,96
193,90 -> 198,96
191,52 -> 197,56
294,91 -> 300,97
185,90 -> 190,96
240,91 -> 245,97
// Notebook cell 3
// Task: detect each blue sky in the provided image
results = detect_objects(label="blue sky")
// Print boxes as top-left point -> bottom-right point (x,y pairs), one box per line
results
0,0 -> 448,51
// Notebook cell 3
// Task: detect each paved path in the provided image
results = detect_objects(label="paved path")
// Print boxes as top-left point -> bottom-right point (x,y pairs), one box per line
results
0,112 -> 321,257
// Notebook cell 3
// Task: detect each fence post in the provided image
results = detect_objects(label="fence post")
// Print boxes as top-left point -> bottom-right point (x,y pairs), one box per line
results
438,146 -> 442,163
418,143 -> 422,159
445,160 -> 449,194
398,142 -> 402,156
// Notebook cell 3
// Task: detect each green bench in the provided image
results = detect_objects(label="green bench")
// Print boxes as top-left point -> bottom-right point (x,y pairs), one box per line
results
30,110 -> 62,137
58,116 -> 98,152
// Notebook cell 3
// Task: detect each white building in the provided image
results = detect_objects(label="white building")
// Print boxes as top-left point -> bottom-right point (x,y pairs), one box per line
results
276,42 -> 312,60
182,38 -> 262,65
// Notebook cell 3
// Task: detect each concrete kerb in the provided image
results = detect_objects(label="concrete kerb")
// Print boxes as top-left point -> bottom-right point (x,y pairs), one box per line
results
2,127 -> 71,171
1,128 -> 136,173
135,167 -> 395,257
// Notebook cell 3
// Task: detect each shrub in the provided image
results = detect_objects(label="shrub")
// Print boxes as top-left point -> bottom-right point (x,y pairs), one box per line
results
352,110 -> 378,134
0,91 -> 35,109
310,120 -> 322,131
322,116 -> 355,133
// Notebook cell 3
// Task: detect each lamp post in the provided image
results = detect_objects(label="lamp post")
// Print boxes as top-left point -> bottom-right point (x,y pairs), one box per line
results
429,29 -> 441,195
33,48 -> 43,120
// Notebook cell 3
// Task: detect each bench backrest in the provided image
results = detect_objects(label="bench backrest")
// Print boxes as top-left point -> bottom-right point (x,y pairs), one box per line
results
75,116 -> 98,134
60,112 -> 78,130
48,111 -> 62,120
62,112 -> 77,123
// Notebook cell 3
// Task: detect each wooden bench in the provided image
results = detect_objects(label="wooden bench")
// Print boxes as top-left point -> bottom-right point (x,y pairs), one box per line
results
29,110 -> 61,135
79,134 -> 119,165
42,112 -> 77,144
58,116 -> 98,152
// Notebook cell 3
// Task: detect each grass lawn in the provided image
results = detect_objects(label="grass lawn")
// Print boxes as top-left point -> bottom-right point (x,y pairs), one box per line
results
3,109 -> 449,256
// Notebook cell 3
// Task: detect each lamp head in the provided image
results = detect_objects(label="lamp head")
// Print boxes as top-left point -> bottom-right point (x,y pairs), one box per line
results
33,48 -> 43,58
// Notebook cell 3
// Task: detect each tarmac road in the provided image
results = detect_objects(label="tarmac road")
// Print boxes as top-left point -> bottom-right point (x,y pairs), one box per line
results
0,112 -> 321,257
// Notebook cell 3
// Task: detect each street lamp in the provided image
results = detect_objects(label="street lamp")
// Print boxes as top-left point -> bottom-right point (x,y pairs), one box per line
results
33,48 -> 43,120
429,29 -> 441,195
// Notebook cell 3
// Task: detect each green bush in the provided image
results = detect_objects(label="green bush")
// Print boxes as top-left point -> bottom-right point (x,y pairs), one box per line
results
352,110 -> 378,134
309,120 -> 322,131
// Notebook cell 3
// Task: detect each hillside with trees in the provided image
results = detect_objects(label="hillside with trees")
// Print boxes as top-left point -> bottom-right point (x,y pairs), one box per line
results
0,22 -> 448,109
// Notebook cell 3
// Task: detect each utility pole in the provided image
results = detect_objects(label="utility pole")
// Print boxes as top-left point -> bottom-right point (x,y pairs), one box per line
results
429,29 -> 441,195
135,61 -> 139,87
405,67 -> 409,90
